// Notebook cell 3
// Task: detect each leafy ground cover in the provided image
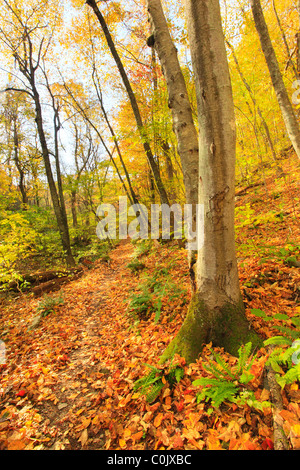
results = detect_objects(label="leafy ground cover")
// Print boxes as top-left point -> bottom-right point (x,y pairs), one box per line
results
0,156 -> 299,451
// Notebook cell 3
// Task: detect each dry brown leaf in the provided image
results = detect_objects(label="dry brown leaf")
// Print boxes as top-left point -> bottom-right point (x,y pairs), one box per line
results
79,428 -> 88,447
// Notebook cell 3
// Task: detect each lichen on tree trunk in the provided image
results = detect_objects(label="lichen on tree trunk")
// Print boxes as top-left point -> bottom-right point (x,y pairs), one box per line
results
160,291 -> 262,365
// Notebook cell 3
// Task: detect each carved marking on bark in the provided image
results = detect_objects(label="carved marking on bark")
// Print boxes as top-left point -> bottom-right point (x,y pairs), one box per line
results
208,186 -> 230,226
216,274 -> 226,290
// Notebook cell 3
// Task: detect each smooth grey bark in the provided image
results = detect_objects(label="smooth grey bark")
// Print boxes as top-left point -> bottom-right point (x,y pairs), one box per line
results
146,0 -> 199,268
146,0 -> 199,208
250,0 -> 300,160
161,0 -> 261,364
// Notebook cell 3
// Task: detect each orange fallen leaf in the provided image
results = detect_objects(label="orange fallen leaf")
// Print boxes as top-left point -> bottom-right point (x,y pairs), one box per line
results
154,413 -> 164,428
164,396 -> 172,407
81,417 -> 91,429
7,440 -> 27,450
174,400 -> 184,412
124,428 -> 132,439
119,438 -> 126,448
182,427 -> 200,440
131,431 -> 144,442
206,430 -> 223,450
172,433 -> 184,448
184,394 -> 195,404
188,438 -> 205,450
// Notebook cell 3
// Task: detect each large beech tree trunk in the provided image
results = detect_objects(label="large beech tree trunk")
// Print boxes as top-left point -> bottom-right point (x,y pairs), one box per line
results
250,0 -> 300,161
161,0 -> 261,364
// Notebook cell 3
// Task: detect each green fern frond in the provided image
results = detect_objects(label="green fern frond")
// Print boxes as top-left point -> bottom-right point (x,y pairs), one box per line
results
133,356 -> 184,404
145,381 -> 165,403
264,336 -> 292,347
212,352 -> 235,379
195,378 -> 238,408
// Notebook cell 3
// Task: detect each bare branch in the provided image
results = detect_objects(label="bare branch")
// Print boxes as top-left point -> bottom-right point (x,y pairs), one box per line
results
1,86 -> 34,99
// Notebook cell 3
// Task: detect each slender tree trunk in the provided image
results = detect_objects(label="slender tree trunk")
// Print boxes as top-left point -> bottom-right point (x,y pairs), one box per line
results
12,119 -> 28,208
146,0 -> 198,208
146,0 -> 199,267
226,40 -> 281,170
272,0 -> 299,81
250,0 -> 300,160
53,102 -> 70,235
32,85 -> 75,267
71,189 -> 78,228
86,0 -> 169,205
161,0 -> 261,364
91,66 -> 139,205
63,82 -> 135,205
161,140 -> 175,181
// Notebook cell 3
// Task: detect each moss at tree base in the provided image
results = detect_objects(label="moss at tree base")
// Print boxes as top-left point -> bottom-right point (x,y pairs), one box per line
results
160,292 -> 262,364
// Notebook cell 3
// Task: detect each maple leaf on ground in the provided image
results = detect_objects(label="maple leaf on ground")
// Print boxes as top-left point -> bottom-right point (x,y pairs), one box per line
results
171,432 -> 184,449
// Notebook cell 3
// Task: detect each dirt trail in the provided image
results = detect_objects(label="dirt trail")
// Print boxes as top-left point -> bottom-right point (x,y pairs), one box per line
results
42,240 -> 134,449
0,240 -> 138,450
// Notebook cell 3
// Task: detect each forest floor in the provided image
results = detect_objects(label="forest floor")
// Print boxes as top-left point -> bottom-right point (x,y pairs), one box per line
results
0,154 -> 300,451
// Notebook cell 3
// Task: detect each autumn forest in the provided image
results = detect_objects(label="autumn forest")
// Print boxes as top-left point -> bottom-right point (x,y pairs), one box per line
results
0,0 -> 300,453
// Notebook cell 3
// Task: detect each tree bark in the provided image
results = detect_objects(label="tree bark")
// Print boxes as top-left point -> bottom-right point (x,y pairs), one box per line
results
146,0 -> 199,266
272,0 -> 299,81
86,0 -> 170,205
71,189 -> 78,228
250,0 -> 300,160
31,83 -> 75,267
91,64 -> 139,206
146,0 -> 199,210
161,0 -> 262,364
12,118 -> 28,207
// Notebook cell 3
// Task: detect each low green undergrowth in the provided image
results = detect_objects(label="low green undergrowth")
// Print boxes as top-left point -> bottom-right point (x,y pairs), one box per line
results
127,267 -> 187,322
252,308 -> 300,389
36,292 -> 64,318
193,343 -> 271,414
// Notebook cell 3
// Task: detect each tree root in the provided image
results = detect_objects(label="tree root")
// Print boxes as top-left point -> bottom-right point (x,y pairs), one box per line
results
264,364 -> 290,450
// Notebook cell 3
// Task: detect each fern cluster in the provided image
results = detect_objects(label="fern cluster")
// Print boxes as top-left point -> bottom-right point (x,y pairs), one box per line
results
36,292 -> 64,317
133,357 -> 184,403
132,240 -> 152,258
193,343 -> 270,413
252,309 -> 300,389
127,268 -> 187,323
